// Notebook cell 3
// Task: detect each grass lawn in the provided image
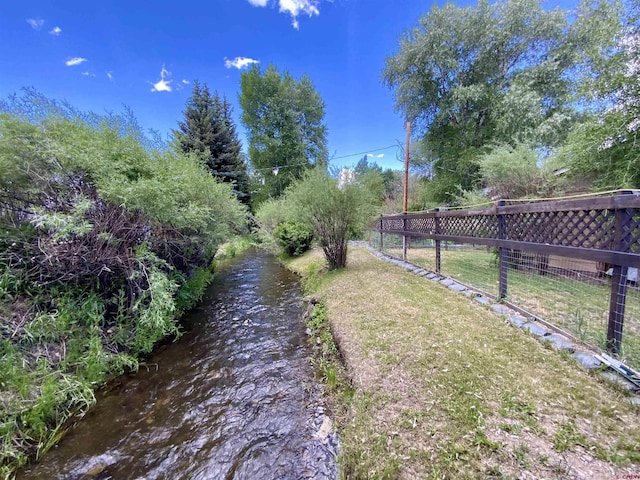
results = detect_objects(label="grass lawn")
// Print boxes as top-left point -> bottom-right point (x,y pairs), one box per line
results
383,246 -> 640,371
287,246 -> 640,480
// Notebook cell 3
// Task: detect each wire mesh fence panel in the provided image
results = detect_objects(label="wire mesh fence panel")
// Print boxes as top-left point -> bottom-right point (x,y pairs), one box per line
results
369,231 -> 382,251
405,237 -> 437,272
437,244 -> 499,295
502,250 -> 640,370
503,251 -> 608,340
621,286 -> 640,371
380,233 -> 403,258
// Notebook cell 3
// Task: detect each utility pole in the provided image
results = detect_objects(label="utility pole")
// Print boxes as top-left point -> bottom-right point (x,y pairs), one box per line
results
402,121 -> 410,261
403,121 -> 411,213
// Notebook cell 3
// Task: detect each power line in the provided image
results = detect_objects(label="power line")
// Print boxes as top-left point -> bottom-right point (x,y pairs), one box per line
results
216,144 -> 402,176
250,162 -> 310,173
329,144 -> 399,161
246,144 -> 401,173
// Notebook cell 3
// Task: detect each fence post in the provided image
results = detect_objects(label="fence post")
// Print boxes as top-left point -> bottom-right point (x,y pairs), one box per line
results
379,214 -> 384,252
434,208 -> 441,274
607,191 -> 634,354
498,200 -> 508,300
402,214 -> 408,261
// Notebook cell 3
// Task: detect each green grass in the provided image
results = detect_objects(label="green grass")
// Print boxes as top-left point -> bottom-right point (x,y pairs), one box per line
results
385,246 -> 640,371
289,246 -> 640,480
214,236 -> 255,261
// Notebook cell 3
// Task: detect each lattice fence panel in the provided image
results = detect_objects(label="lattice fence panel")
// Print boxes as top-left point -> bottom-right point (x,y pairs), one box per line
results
438,215 -> 499,239
407,216 -> 435,235
382,218 -> 404,231
622,212 -> 640,253
505,210 -> 616,248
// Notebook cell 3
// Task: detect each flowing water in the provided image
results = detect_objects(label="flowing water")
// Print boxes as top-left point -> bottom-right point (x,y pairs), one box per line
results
19,249 -> 338,480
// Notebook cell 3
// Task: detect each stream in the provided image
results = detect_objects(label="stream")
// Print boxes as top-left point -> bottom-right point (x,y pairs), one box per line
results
19,249 -> 338,480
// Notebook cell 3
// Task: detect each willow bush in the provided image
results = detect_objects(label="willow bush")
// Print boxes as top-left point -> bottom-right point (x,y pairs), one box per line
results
285,168 -> 376,270
0,90 -> 247,474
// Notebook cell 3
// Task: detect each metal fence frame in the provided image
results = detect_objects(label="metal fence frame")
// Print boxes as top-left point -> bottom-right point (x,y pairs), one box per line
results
369,192 -> 640,356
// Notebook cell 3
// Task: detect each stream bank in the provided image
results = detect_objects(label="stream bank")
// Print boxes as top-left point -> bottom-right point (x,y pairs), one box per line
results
18,249 -> 338,479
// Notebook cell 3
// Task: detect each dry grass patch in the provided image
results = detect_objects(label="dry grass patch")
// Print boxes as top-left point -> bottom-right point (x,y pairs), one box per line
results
295,246 -> 640,479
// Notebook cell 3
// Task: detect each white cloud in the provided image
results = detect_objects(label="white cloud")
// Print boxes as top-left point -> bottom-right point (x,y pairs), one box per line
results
49,26 -> 61,36
151,65 -> 173,92
377,154 -> 384,158
279,0 -> 320,29
26,18 -> 44,30
246,0 -> 321,29
65,57 -> 87,67
182,79 -> 189,84
81,71 -> 95,77
224,56 -> 260,70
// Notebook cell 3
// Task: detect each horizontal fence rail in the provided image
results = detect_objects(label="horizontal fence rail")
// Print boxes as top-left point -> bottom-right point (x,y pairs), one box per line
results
369,192 -> 640,365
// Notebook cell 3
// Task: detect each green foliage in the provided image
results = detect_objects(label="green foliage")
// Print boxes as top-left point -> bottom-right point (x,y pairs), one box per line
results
425,148 -> 486,203
31,196 -> 95,240
384,0 -> 570,131
478,143 -> 556,199
353,159 -> 386,204
382,0 -> 619,202
286,168 -> 376,269
302,301 -> 345,394
131,252 -> 180,355
239,64 -> 328,201
553,421 -> 588,452
173,81 -> 250,204
0,331 -> 98,470
556,107 -> 640,191
0,90 -> 247,474
548,1 -> 640,190
254,196 -> 293,233
0,340 -> 30,398
0,93 -> 246,254
254,196 -> 296,253
105,148 -> 246,251
214,236 -> 254,262
0,267 -> 22,303
174,267 -> 214,313
273,221 -> 314,257
451,187 -> 491,208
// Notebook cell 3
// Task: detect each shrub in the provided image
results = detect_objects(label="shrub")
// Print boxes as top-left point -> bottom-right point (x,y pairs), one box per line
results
0,91 -> 249,474
174,267 -> 214,313
273,221 -> 314,257
478,143 -> 556,199
286,168 -> 376,269
254,197 -> 294,252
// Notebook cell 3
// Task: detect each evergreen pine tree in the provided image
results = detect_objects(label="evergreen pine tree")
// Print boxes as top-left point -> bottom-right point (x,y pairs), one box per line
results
174,81 -> 250,204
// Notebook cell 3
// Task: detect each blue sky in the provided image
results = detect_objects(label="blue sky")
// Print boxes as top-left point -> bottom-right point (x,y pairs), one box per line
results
0,0 -> 575,171
0,0 -> 434,171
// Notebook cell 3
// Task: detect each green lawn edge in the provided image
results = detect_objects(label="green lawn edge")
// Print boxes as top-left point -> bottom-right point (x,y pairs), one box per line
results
285,245 -> 640,480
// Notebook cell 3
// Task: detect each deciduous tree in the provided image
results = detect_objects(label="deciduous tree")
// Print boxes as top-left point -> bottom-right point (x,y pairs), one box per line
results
383,0 -> 581,202
239,64 -> 328,202
556,0 -> 640,189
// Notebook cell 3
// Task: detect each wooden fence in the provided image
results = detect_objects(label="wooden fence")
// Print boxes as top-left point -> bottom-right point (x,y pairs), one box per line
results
369,192 -> 640,356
